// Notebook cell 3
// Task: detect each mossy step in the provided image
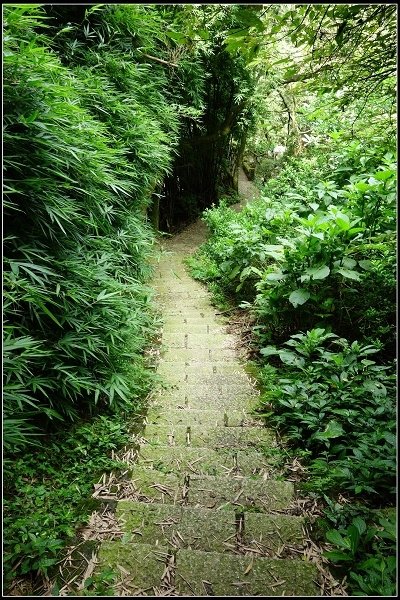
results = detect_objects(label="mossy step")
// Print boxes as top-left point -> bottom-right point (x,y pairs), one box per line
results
162,323 -> 226,334
117,501 -> 305,553
143,422 -> 275,449
128,467 -> 293,512
162,310 -> 220,320
175,546 -> 319,596
145,406 -> 259,429
162,316 -> 227,326
137,444 -> 272,477
162,331 -> 237,349
159,347 -> 238,362
157,362 -> 254,387
156,291 -> 210,301
97,542 -> 319,596
188,474 -> 293,512
150,384 -> 258,411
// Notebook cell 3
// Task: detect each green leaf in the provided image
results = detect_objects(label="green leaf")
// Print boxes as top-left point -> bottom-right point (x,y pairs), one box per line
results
265,270 -> 286,281
237,9 -> 264,31
383,432 -> 396,446
262,244 -> 284,260
305,264 -> 330,280
96,290 -> 120,301
358,259 -> 372,270
289,289 -> 310,307
341,257 -> 357,269
260,346 -> 278,357
198,29 -> 210,40
326,529 -> 351,550
347,524 -> 360,554
166,31 -> 187,44
336,217 -> 351,230
324,549 -> 353,562
35,300 -> 62,327
278,350 -> 305,367
352,517 -> 367,536
354,181 -> 371,192
374,169 -> 395,181
362,380 -> 387,396
228,265 -> 241,280
336,267 -> 361,281
335,22 -> 346,47
314,420 -> 344,440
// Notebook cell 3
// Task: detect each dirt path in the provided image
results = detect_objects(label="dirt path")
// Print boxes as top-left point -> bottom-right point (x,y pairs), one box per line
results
93,171 -> 320,595
238,165 -> 258,201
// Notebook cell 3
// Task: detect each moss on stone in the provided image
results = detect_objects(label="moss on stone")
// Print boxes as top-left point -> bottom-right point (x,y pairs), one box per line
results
143,423 -> 274,449
244,513 -> 305,550
97,541 -> 169,595
138,445 -> 273,477
175,548 -> 319,596
117,502 -> 182,545
188,474 -> 294,512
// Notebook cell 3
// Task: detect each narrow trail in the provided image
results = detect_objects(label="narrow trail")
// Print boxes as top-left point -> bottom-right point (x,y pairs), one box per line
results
95,171 -> 319,596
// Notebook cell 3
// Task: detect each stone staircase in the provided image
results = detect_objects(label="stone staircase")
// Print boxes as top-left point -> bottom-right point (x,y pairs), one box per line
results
95,231 -> 320,596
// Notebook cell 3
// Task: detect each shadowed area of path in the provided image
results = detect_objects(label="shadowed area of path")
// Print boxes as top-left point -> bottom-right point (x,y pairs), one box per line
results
94,170 -> 320,596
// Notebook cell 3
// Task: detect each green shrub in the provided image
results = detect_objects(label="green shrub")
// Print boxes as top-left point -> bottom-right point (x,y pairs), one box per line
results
190,148 -> 396,358
3,6 -> 177,587
3,413 -> 134,586
258,329 -> 396,499
321,506 -> 396,596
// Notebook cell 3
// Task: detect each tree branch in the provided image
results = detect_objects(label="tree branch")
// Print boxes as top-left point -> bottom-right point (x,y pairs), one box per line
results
282,63 -> 333,84
140,53 -> 178,68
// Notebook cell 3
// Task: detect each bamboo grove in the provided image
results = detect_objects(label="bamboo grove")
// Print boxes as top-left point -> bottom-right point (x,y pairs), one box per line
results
4,4 -> 251,455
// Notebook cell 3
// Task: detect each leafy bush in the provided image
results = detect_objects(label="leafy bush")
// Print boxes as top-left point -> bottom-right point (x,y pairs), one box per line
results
3,413 -> 134,586
3,6 -> 177,587
321,506 -> 397,596
190,146 -> 396,358
256,328 -> 396,595
258,329 -> 396,499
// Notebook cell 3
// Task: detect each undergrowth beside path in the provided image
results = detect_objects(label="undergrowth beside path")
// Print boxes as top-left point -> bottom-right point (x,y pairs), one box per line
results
188,160 -> 397,596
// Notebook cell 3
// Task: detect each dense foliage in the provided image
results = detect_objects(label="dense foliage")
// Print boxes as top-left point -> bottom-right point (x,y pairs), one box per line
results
4,4 -> 174,449
192,142 -> 396,357
3,4 -> 178,586
3,3 -> 258,590
190,147 -> 396,597
155,5 -> 257,229
188,5 -> 396,596
3,414 -> 133,588
3,3 -> 396,595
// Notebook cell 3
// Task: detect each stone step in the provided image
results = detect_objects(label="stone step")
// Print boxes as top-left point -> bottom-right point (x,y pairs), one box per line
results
157,288 -> 209,297
137,444 -> 273,477
150,384 -> 258,411
127,467 -> 294,512
97,542 -> 319,596
162,316 -> 227,327
145,407 -> 259,428
159,347 -> 238,362
156,362 -> 255,388
143,422 -> 274,449
162,322 -> 226,334
117,500 -> 305,553
161,331 -> 237,349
